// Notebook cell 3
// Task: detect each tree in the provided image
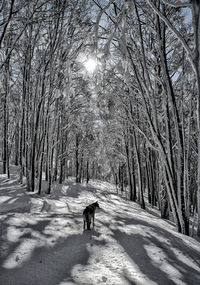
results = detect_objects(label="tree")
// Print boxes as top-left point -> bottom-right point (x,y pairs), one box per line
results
146,0 -> 200,237
92,0 -> 196,235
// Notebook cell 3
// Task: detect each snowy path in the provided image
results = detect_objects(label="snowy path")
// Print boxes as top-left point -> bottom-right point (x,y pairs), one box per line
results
0,170 -> 200,285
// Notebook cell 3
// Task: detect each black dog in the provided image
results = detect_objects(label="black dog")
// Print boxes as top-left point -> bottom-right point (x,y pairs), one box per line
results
83,201 -> 100,230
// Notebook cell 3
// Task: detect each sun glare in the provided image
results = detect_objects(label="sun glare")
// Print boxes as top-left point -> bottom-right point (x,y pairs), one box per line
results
84,58 -> 97,73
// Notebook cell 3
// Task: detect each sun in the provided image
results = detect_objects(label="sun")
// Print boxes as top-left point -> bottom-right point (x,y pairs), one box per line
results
84,58 -> 97,73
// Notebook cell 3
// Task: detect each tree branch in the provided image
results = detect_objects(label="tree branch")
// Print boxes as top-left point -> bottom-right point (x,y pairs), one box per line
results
147,0 -> 192,60
0,0 -> 15,49
161,0 -> 192,8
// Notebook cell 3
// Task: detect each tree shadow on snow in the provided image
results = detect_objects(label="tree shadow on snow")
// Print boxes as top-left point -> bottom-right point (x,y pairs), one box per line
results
0,214 -> 106,285
64,180 -> 98,199
105,215 -> 200,285
0,174 -> 30,214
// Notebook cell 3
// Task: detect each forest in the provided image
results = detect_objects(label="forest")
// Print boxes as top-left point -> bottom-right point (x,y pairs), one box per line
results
1,0 -> 200,240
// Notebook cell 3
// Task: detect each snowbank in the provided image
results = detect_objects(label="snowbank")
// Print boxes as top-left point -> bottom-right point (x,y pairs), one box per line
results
0,165 -> 200,285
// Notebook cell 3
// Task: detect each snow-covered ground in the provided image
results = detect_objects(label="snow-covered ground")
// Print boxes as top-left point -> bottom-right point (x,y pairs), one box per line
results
0,164 -> 200,285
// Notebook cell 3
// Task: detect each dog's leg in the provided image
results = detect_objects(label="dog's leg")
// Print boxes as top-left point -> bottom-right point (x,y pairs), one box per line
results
87,214 -> 91,230
92,213 -> 95,228
83,214 -> 86,230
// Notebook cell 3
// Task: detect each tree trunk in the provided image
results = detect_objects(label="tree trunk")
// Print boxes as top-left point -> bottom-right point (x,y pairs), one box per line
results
75,134 -> 80,183
192,0 -> 200,237
86,159 -> 90,183
132,130 -> 145,209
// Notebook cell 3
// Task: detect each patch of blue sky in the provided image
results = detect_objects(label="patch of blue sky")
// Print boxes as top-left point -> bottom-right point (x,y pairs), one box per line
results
171,67 -> 182,82
181,7 -> 192,25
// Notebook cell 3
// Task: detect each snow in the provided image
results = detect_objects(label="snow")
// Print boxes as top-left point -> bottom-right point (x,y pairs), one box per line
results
0,164 -> 200,285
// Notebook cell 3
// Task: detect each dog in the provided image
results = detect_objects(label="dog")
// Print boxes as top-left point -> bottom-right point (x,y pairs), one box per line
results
83,201 -> 100,230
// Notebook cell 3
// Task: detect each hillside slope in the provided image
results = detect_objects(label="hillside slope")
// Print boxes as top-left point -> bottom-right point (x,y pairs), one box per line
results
0,165 -> 200,285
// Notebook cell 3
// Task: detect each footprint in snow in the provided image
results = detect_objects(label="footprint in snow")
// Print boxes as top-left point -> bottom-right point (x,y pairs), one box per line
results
102,276 -> 107,282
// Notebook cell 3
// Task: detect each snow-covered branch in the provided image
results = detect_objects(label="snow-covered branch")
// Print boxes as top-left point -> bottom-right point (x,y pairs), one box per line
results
147,0 -> 192,59
161,0 -> 192,8
94,0 -> 115,49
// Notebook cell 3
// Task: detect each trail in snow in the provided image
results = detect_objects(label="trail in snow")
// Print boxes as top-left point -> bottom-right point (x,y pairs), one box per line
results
0,165 -> 200,285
